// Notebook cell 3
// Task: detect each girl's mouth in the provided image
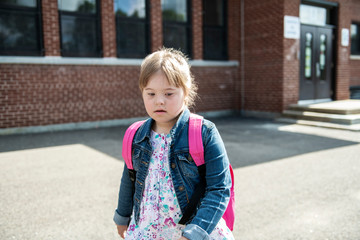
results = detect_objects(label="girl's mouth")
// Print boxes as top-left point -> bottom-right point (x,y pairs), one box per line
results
155,110 -> 166,113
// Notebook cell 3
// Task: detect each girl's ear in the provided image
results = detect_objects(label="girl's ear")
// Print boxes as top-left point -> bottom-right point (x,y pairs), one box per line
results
184,95 -> 189,106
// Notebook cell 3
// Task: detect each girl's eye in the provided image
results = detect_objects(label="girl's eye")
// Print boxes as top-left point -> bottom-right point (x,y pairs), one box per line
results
148,93 -> 155,96
165,93 -> 173,96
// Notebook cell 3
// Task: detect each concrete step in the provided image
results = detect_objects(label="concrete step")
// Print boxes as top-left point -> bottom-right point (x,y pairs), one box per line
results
276,118 -> 360,131
282,110 -> 360,125
288,100 -> 360,115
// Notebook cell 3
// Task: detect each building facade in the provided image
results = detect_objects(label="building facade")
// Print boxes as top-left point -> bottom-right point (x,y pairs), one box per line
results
0,0 -> 359,130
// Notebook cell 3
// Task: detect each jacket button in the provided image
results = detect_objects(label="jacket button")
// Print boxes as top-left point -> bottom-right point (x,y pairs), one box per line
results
171,163 -> 176,169
179,186 -> 184,191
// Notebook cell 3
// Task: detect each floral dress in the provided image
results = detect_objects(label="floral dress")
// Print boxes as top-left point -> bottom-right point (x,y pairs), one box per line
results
125,131 -> 234,240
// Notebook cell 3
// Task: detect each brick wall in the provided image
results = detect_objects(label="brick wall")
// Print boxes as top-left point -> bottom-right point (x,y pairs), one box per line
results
192,0 -> 203,60
0,0 -> 239,130
227,0 -> 241,110
101,0 -> 117,57
282,0 -> 300,109
333,0 -> 351,99
41,0 -> 60,56
150,0 -> 163,51
2,0 -> 360,130
193,67 -> 238,111
350,60 -> 360,86
0,64 -> 142,128
0,64 -> 237,128
350,0 -> 360,87
242,0 -> 285,113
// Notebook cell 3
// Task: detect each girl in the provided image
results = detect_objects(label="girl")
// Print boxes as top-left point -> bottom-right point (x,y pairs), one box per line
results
113,48 -> 234,240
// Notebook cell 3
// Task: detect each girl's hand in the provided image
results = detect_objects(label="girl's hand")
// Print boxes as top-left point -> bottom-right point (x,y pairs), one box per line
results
178,237 -> 189,240
116,225 -> 127,239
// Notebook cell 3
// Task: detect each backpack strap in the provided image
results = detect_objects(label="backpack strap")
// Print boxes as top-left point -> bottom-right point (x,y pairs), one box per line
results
179,113 -> 206,225
122,120 -> 146,170
188,113 -> 204,166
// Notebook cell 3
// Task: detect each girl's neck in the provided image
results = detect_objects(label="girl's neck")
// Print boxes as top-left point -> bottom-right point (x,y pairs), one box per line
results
152,112 -> 183,134
152,121 -> 174,134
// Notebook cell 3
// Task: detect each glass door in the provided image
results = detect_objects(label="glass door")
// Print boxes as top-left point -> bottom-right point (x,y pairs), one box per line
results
299,25 -> 333,101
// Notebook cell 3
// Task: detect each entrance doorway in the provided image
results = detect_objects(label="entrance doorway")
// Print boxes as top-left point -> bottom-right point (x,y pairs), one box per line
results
299,25 -> 334,102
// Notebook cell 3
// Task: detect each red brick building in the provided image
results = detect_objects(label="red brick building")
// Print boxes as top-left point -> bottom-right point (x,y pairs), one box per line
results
0,0 -> 359,132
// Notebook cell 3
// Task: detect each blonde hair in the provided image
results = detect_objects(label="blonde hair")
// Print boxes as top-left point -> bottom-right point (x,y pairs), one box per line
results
139,47 -> 198,107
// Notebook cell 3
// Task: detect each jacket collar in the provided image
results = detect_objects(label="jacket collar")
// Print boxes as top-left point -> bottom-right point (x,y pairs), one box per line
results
134,107 -> 190,144
170,107 -> 190,141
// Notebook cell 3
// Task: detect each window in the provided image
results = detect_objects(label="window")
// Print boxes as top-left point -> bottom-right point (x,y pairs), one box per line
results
319,34 -> 327,80
305,32 -> 313,79
351,22 -> 360,55
162,0 -> 191,57
300,4 -> 327,26
114,0 -> 149,58
203,0 -> 227,60
0,0 -> 43,56
58,0 -> 102,57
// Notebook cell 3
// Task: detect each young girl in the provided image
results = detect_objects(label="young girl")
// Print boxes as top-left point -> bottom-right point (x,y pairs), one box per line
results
113,48 -> 234,240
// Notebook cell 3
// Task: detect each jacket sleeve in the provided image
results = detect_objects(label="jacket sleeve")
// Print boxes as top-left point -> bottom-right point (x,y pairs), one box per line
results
113,163 -> 134,226
182,124 -> 231,239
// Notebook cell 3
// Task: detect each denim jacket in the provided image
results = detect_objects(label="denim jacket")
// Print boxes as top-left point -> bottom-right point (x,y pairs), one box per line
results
113,108 -> 231,239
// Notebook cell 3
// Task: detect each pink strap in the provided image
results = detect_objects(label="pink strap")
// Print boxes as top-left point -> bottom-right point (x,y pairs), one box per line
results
189,113 -> 204,166
122,120 -> 145,170
223,164 -> 235,230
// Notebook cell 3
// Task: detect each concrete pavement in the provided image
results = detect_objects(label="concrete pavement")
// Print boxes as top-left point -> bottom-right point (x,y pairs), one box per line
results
1,116 -> 360,240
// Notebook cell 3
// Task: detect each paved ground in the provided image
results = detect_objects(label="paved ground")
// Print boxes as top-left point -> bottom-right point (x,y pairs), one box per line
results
1,116 -> 360,240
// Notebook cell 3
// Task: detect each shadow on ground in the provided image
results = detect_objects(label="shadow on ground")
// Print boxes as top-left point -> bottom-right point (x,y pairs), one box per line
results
0,116 -> 358,169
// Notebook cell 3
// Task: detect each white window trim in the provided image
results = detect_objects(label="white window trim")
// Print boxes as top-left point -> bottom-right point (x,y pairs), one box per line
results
0,56 -> 239,67
350,55 -> 360,60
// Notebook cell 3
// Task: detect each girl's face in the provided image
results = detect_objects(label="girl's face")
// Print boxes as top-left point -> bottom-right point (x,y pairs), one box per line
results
142,70 -> 186,133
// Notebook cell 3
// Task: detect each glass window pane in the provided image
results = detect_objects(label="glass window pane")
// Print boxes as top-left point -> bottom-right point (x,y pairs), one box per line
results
114,0 -> 146,19
300,4 -> 327,26
204,0 -> 224,26
161,0 -> 187,22
58,0 -> 96,13
203,0 -> 227,60
305,32 -> 313,79
163,25 -> 188,54
60,15 -> 98,56
319,34 -> 326,80
204,28 -> 226,60
116,20 -> 147,57
351,24 -> 357,39
0,0 -> 36,7
351,23 -> 360,55
0,10 -> 40,53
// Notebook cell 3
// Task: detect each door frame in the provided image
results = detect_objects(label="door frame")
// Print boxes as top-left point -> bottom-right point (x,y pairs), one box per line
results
298,0 -> 338,105
299,24 -> 335,104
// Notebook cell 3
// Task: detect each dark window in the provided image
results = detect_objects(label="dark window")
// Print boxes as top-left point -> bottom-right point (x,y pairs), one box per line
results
58,0 -> 102,57
0,0 -> 43,56
162,0 -> 191,57
203,0 -> 227,60
114,0 -> 149,58
351,22 -> 360,55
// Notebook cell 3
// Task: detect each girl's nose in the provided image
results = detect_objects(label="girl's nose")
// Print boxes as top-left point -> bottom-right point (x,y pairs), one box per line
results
155,96 -> 165,105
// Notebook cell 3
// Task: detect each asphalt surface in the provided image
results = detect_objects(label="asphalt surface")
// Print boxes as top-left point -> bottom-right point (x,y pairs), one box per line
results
1,116 -> 360,240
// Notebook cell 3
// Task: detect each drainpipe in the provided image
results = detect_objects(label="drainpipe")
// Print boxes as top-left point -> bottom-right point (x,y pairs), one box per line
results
240,0 -> 245,115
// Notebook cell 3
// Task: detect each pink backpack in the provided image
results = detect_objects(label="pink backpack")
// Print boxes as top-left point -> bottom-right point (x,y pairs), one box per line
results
122,113 -> 235,231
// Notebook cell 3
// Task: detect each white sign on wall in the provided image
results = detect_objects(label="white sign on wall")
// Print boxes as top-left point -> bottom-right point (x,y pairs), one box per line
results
341,28 -> 350,47
284,16 -> 300,39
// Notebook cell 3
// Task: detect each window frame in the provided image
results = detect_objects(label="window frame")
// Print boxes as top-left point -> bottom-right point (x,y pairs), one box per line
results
202,0 -> 228,60
114,0 -> 150,58
0,0 -> 44,56
351,22 -> 360,56
58,0 -> 102,58
162,0 -> 192,58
